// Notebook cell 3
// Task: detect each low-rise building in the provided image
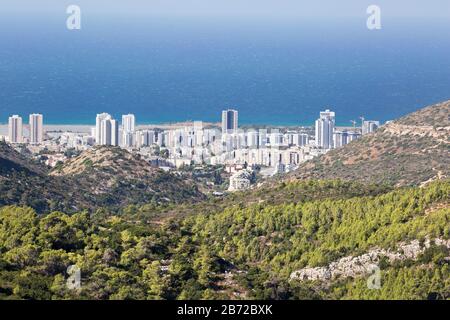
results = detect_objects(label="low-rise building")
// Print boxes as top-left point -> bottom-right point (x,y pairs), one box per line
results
228,169 -> 254,192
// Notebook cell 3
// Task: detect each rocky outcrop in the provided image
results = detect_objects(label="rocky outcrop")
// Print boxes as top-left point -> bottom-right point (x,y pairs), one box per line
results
290,238 -> 450,282
383,122 -> 449,142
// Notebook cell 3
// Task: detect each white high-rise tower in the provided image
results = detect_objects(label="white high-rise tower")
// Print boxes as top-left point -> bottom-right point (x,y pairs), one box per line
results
96,113 -> 111,144
96,113 -> 119,146
100,117 -> 112,145
8,115 -> 23,144
29,113 -> 44,144
110,119 -> 119,146
121,114 -> 136,147
122,114 -> 135,133
315,109 -> 335,149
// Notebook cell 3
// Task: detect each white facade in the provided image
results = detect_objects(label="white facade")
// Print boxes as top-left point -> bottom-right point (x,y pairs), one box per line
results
293,133 -> 309,146
97,113 -> 119,146
315,109 -> 335,150
347,131 -> 361,142
259,129 -> 267,148
8,115 -> 23,143
247,131 -> 259,148
362,120 -> 380,135
156,132 -> 165,146
122,131 -> 134,148
121,114 -> 136,147
29,113 -> 44,144
90,127 -> 96,139
228,169 -> 253,191
122,114 -> 135,133
135,130 -> 155,147
269,131 -> 284,147
100,118 -> 111,145
95,113 -> 111,144
333,130 -> 348,148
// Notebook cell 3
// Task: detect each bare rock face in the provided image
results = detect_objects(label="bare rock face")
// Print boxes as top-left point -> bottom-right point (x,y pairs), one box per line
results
290,238 -> 450,282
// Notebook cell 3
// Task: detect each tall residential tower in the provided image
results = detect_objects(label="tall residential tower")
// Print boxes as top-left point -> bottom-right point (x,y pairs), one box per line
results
122,114 -> 135,133
29,113 -> 44,144
315,109 -> 335,150
121,114 -> 136,147
8,115 -> 23,144
222,109 -> 238,134
95,113 -> 119,146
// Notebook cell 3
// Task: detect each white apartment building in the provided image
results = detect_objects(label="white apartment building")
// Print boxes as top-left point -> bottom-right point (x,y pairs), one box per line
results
122,114 -> 135,133
293,133 -> 309,147
121,114 -> 136,147
122,131 -> 134,148
211,146 -> 307,168
29,113 -> 44,144
228,169 -> 253,191
135,130 -> 155,148
247,130 -> 259,148
362,120 -> 380,135
95,113 -> 111,143
315,109 -> 335,150
268,131 -> 284,147
8,115 -> 23,143
347,131 -> 361,142
96,113 -> 119,146
333,130 -> 348,148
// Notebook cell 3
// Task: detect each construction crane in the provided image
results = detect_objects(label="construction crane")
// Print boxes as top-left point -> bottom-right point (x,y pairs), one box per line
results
359,116 -> 365,127
350,120 -> 357,130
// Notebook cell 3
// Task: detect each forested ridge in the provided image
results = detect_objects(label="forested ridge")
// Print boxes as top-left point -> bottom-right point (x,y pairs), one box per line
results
0,180 -> 448,300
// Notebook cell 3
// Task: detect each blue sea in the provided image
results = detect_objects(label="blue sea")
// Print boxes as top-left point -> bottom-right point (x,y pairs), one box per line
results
0,12 -> 449,126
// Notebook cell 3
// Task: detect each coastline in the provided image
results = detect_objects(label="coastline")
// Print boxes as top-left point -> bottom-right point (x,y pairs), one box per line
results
0,122 -> 221,135
0,122 -> 358,136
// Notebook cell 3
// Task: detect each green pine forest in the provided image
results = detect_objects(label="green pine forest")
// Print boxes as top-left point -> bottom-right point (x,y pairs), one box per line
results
0,179 -> 449,300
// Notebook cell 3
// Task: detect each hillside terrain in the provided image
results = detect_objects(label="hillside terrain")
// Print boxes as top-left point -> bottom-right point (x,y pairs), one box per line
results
0,144 -> 203,213
50,146 -> 203,207
0,142 -> 83,213
290,100 -> 450,186
0,143 -> 46,176
0,180 -> 448,300
0,100 -> 449,300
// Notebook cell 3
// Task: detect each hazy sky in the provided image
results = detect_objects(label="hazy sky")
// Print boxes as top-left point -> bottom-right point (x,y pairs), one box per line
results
1,0 -> 449,19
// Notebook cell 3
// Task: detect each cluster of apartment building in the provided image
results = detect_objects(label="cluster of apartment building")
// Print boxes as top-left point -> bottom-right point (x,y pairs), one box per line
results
3,114 -> 44,144
314,109 -> 379,150
2,108 -> 380,190
93,113 -> 152,148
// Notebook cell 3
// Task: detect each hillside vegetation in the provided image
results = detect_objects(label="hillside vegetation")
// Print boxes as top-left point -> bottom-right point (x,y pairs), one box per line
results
0,180 -> 448,300
0,142 -> 85,213
50,146 -> 204,207
0,143 -> 203,213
